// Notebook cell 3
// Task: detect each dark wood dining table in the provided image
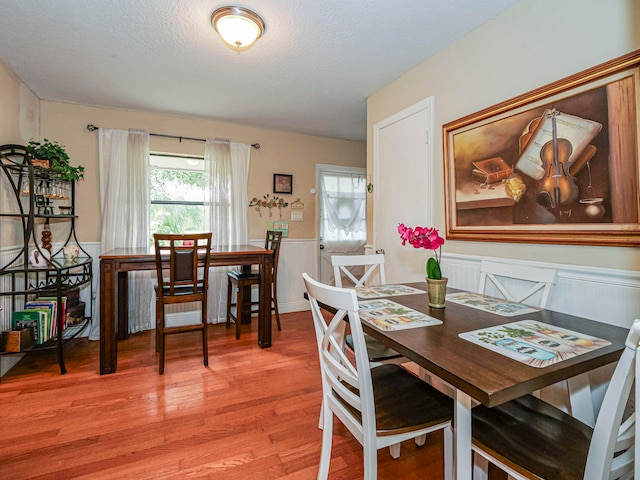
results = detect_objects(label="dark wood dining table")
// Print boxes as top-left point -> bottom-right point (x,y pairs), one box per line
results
99,245 -> 273,375
358,283 -> 628,480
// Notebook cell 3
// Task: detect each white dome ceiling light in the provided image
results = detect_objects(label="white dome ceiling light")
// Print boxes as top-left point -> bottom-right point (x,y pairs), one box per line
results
211,6 -> 265,51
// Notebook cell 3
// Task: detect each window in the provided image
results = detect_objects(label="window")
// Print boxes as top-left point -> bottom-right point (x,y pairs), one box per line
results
319,170 -> 367,243
149,153 -> 206,244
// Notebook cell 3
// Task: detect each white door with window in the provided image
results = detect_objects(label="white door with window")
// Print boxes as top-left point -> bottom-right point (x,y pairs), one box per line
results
373,97 -> 435,283
317,165 -> 367,285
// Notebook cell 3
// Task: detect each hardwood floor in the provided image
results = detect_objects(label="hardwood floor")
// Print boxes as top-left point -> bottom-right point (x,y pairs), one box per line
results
0,311 -> 502,479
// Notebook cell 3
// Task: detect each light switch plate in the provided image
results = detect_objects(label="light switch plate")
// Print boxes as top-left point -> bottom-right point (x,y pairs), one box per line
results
291,211 -> 303,221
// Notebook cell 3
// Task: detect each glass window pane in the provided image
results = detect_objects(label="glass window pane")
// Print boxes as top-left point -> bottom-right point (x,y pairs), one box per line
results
150,169 -> 205,202
149,154 -> 206,245
150,204 -> 205,237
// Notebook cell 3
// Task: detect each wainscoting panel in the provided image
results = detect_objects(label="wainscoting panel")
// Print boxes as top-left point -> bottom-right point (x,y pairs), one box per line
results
442,252 -> 640,328
441,252 -> 640,414
0,246 -> 21,334
267,238 -> 316,313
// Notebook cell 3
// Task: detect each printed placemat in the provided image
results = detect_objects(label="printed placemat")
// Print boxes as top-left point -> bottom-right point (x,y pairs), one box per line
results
358,298 -> 442,331
459,319 -> 611,367
446,292 -> 541,317
356,284 -> 426,299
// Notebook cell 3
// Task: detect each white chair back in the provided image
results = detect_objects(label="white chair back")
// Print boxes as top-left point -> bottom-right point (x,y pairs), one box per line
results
332,253 -> 386,287
584,319 -> 638,479
303,273 -> 375,435
478,260 -> 556,307
477,261 -> 569,425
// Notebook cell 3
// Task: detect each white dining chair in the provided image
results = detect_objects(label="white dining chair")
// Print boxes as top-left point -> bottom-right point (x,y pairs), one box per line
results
326,254 -> 414,459
478,260 -> 595,420
302,273 -> 453,480
471,318 -> 639,480
332,253 -> 386,287
331,254 -> 405,366
473,260 -> 611,479
478,260 -> 556,308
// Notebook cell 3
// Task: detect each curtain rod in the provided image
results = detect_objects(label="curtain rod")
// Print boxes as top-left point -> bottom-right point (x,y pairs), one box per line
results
86,124 -> 260,149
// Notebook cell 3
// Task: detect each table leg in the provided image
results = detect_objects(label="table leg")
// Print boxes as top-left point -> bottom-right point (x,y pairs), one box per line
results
99,259 -> 117,374
117,271 -> 129,340
240,265 -> 252,325
258,255 -> 272,348
454,389 -> 473,480
567,373 -> 595,427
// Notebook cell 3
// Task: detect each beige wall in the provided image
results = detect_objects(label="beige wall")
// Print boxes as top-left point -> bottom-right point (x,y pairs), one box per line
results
367,0 -> 640,271
41,102 -> 366,243
0,60 -> 40,249
1,93 -> 364,244
0,60 -> 39,144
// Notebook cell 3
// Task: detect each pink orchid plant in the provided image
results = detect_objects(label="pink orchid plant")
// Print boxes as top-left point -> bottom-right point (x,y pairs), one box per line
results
398,223 -> 445,280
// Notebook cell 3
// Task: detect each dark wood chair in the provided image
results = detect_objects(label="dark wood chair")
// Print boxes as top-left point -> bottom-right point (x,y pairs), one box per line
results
226,230 -> 282,339
153,233 -> 212,375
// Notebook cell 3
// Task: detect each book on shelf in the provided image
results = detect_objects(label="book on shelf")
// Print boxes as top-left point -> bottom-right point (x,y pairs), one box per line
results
37,296 -> 67,331
12,310 -> 44,344
24,300 -> 59,343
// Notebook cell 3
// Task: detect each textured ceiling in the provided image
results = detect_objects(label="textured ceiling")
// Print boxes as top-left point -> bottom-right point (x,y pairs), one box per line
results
0,0 -> 520,141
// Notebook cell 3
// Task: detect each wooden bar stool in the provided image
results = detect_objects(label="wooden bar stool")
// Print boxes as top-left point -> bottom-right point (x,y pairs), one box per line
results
226,230 -> 282,339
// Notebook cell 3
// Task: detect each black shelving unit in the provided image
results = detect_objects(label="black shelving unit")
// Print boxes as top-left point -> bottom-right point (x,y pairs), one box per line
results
0,144 -> 93,374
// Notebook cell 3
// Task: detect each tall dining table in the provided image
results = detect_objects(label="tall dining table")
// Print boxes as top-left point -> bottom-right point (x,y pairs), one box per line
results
99,245 -> 273,375
356,283 -> 628,480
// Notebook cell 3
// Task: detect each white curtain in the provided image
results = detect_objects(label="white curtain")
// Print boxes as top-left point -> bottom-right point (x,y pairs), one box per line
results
89,128 -> 151,340
320,172 -> 367,235
204,138 -> 251,322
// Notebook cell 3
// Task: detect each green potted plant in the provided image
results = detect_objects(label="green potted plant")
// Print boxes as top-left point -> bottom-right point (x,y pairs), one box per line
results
26,138 -> 85,181
398,223 -> 447,308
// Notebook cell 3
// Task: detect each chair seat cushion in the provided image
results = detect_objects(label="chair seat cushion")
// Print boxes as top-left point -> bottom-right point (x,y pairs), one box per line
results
472,394 -> 592,480
345,333 -> 402,362
227,270 -> 260,281
339,363 -> 453,435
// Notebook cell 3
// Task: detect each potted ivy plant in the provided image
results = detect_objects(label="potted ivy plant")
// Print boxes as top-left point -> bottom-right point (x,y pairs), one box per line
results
25,139 -> 85,181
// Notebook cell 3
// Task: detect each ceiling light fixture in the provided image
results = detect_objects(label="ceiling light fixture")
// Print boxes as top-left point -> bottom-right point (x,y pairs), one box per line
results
211,6 -> 265,51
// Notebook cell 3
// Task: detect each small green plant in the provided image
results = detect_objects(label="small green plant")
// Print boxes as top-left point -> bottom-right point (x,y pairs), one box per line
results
426,257 -> 442,280
26,139 -> 85,181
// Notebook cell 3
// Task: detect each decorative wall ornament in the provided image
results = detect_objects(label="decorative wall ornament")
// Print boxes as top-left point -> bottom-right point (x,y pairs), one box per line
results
290,198 -> 304,209
273,174 -> 293,194
249,194 -> 289,218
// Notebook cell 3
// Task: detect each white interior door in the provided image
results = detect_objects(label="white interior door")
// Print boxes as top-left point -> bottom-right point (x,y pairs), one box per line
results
373,97 -> 434,283
317,165 -> 367,284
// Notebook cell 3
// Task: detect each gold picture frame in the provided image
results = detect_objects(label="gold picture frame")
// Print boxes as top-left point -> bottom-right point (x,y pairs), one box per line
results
443,50 -> 640,247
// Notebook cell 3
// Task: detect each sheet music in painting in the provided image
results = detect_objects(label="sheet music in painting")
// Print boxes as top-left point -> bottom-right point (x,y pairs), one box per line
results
515,109 -> 602,180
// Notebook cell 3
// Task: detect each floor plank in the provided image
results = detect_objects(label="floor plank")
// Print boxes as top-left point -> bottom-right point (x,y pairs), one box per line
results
0,311 -> 503,479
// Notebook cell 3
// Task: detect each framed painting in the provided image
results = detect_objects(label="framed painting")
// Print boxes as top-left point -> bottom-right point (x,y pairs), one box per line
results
443,50 -> 640,246
273,173 -> 293,194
